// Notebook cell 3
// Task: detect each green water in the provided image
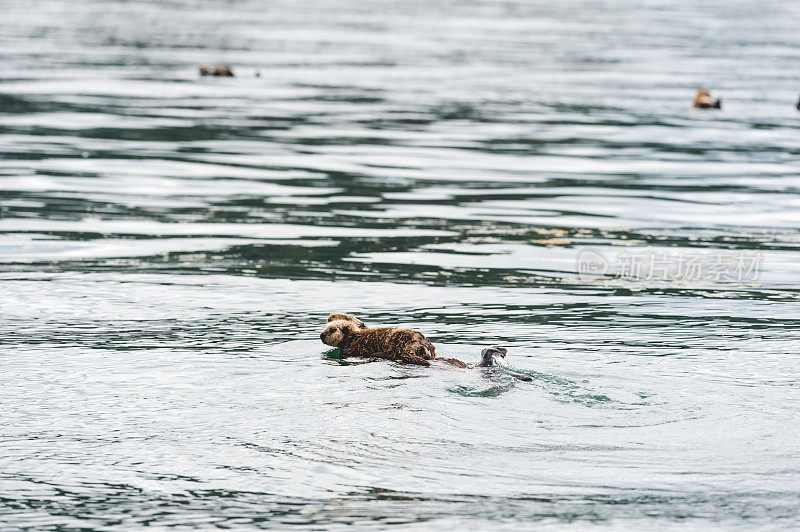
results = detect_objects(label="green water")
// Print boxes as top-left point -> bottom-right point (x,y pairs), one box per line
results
1,0 -> 799,529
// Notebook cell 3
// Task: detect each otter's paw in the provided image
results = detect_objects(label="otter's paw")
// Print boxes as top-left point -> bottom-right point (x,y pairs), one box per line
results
400,355 -> 431,367
437,357 -> 468,368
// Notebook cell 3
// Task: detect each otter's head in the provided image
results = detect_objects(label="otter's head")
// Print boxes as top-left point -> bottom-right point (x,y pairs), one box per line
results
697,88 -> 710,97
320,319 -> 361,347
327,313 -> 367,330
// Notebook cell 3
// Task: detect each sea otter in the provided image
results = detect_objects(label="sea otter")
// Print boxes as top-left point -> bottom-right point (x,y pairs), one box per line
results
320,319 -> 531,380
320,314 -> 531,377
320,318 -> 468,367
693,88 -> 721,109
199,64 -> 234,77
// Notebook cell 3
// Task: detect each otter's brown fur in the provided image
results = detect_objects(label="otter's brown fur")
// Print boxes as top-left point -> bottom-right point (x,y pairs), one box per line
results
693,88 -> 721,109
327,313 -> 367,329
320,319 -> 467,367
199,64 -> 234,77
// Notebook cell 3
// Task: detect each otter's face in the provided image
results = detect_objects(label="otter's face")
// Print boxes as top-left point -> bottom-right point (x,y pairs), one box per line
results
320,319 -> 359,347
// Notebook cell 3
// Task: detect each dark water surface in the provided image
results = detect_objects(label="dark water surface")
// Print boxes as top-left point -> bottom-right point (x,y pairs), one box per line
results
2,0 -> 800,529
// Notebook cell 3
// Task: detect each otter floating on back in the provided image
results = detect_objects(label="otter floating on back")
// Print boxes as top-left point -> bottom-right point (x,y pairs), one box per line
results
321,313 -> 466,367
320,313 -> 531,380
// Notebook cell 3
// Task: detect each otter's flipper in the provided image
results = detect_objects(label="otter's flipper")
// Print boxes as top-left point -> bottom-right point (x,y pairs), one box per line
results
477,346 -> 507,367
475,346 -> 530,381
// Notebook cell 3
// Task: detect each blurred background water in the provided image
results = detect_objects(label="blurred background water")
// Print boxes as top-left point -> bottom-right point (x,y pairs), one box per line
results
1,0 -> 799,529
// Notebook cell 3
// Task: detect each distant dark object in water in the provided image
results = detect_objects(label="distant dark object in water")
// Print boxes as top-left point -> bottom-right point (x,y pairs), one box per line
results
796,95 -> 800,110
199,64 -> 234,77
321,314 -> 531,380
693,88 -> 721,109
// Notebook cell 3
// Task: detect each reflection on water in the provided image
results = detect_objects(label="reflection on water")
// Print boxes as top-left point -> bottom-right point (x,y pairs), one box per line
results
1,0 -> 799,529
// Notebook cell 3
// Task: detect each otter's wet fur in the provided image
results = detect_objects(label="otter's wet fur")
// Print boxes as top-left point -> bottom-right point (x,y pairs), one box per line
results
199,64 -> 234,77
693,88 -> 721,109
320,318 -> 467,367
326,313 -> 367,329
